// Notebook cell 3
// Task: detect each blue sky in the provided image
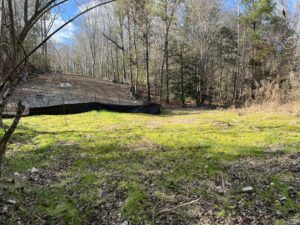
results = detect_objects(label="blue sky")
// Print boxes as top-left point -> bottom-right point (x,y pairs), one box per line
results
60,0 -> 79,18
49,0 -> 80,44
50,0 -> 111,44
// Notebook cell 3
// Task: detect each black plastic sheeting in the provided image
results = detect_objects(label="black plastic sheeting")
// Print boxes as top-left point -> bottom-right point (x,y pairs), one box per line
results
28,102 -> 161,116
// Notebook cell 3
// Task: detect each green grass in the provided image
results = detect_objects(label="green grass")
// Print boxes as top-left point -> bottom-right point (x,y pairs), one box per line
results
1,109 -> 300,224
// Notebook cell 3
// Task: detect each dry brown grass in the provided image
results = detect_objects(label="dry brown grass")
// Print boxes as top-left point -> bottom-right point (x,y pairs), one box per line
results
232,100 -> 300,116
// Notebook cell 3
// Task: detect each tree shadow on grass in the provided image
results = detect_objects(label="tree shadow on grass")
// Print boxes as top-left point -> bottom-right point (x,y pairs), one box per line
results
3,121 -> 298,224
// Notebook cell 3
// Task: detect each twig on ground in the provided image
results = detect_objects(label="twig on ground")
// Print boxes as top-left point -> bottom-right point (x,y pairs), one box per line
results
34,215 -> 45,223
158,197 -> 201,214
218,172 -> 225,193
152,201 -> 160,225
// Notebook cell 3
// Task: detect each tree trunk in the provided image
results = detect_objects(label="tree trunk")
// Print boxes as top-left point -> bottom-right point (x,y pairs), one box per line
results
120,23 -> 127,82
161,0 -> 180,104
127,15 -> 134,92
160,53 -> 165,102
0,0 -> 5,79
165,35 -> 170,104
110,47 -> 116,80
122,50 -> 126,82
180,49 -> 185,106
115,47 -> 120,82
145,31 -> 151,102
0,101 -> 25,161
234,0 -> 240,103
133,20 -> 139,94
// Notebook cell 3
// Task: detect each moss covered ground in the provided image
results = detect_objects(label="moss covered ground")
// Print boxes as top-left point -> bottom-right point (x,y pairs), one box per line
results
0,109 -> 299,224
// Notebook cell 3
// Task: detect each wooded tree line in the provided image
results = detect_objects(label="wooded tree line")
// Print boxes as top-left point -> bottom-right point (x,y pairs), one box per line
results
49,0 -> 300,105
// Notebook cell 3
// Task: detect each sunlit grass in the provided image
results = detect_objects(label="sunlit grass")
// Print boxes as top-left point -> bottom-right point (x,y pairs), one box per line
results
1,109 -> 300,224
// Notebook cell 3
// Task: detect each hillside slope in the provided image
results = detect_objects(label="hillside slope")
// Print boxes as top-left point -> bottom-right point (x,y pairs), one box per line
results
6,73 -> 139,114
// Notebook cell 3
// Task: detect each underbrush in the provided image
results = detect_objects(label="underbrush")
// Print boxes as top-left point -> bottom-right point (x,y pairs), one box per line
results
233,100 -> 300,116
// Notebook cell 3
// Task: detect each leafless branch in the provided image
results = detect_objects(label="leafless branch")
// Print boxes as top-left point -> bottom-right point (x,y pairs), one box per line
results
158,198 -> 201,214
102,32 -> 124,51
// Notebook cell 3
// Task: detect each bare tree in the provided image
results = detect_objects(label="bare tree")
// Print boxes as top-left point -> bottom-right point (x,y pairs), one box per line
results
158,0 -> 180,103
46,0 -> 300,105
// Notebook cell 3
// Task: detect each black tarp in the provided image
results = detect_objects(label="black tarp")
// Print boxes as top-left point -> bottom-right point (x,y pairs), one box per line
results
28,102 -> 161,115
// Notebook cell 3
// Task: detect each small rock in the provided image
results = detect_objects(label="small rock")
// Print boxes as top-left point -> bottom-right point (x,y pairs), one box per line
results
279,197 -> 287,202
0,205 -> 9,214
270,182 -> 275,186
229,205 -> 236,209
59,82 -> 72,88
288,187 -> 298,199
80,153 -> 88,158
242,186 -> 254,193
216,186 -> 224,194
275,210 -> 284,218
30,167 -> 39,173
7,199 -> 17,204
225,181 -> 232,186
13,172 -> 20,177
120,221 -> 128,225
204,165 -> 208,169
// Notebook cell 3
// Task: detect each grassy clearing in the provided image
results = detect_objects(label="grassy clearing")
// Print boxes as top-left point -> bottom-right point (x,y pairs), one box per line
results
0,109 -> 300,224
